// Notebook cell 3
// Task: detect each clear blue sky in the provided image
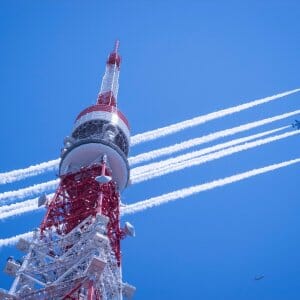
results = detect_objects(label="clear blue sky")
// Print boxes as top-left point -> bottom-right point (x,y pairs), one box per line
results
0,1 -> 300,299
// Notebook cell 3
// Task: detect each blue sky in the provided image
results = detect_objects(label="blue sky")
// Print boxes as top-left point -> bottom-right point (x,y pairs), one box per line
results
0,1 -> 300,299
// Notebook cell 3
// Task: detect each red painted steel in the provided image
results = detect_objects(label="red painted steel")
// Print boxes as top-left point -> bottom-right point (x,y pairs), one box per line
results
107,40 -> 121,68
62,281 -> 84,300
75,104 -> 130,129
62,279 -> 102,300
40,163 -> 123,265
97,91 -> 117,107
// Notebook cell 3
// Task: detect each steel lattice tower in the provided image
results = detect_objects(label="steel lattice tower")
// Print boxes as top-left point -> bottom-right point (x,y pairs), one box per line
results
0,41 -> 136,300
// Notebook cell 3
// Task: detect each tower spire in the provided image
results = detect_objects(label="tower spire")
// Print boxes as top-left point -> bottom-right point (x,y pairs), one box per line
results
97,40 -> 122,107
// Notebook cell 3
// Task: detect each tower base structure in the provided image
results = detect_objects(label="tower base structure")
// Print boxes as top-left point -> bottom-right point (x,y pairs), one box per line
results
1,214 -> 135,300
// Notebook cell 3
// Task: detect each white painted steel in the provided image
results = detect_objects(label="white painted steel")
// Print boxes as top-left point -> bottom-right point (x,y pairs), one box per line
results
74,110 -> 130,142
60,142 -> 129,191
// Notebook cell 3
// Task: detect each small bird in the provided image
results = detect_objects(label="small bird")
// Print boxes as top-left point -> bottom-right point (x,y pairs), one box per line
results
254,274 -> 265,281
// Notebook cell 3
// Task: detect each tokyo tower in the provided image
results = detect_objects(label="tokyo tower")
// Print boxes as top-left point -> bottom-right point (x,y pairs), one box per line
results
1,41 -> 135,300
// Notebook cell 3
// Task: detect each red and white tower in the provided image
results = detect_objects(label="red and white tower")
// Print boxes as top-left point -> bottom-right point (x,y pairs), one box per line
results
1,42 -> 135,300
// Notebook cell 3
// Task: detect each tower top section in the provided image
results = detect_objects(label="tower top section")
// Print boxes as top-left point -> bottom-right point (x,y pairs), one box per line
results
60,41 -> 130,190
107,40 -> 121,68
74,40 -> 129,132
97,40 -> 122,106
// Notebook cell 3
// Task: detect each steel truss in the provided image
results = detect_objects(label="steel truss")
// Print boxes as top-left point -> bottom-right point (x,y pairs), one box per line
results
2,215 -> 134,299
